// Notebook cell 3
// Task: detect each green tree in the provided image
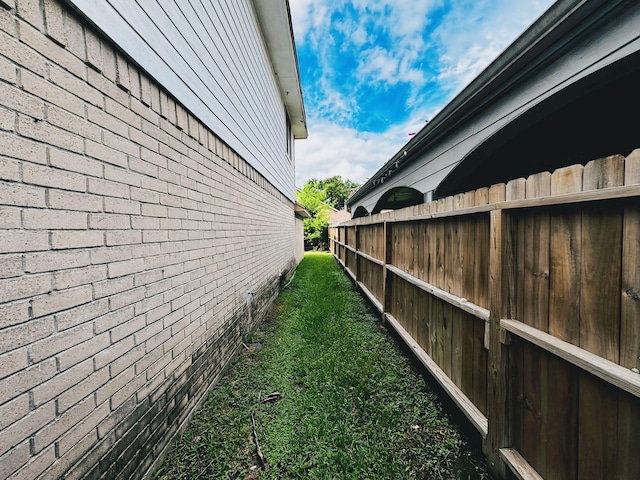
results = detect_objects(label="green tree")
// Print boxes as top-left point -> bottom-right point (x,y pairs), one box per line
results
296,177 -> 359,250
296,179 -> 330,250
296,179 -> 326,216
317,176 -> 359,210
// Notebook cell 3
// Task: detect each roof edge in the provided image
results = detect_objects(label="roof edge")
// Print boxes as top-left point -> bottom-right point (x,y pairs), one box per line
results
251,0 -> 308,139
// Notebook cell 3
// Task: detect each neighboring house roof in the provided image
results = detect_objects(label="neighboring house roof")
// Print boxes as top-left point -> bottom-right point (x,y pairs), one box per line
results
347,0 -> 640,213
329,210 -> 352,226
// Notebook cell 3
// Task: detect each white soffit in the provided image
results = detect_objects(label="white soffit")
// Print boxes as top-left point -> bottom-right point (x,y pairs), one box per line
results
251,0 -> 308,139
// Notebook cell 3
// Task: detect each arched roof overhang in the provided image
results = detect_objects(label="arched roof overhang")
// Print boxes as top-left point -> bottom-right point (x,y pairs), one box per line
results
435,50 -> 640,197
371,187 -> 424,215
352,206 -> 369,219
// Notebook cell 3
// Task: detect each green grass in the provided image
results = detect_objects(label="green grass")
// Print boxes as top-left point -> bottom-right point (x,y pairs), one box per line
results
156,252 -> 492,479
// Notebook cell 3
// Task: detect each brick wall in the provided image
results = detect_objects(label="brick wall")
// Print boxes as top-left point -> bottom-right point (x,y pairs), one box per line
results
0,1 -> 298,479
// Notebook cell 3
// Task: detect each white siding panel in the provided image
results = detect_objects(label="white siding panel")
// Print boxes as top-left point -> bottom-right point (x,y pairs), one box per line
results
67,0 -> 294,200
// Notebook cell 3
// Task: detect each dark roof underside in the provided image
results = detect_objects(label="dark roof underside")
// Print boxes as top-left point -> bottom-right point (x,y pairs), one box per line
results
435,51 -> 640,198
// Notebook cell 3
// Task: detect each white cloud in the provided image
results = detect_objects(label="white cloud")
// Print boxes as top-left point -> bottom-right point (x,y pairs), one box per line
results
291,0 -> 556,186
289,0 -> 329,45
312,78 -> 360,124
357,47 -> 400,84
295,107 -> 441,187
433,0 -> 554,95
295,120 -> 394,186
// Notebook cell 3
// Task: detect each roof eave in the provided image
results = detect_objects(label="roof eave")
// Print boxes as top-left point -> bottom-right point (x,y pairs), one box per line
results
251,0 -> 308,139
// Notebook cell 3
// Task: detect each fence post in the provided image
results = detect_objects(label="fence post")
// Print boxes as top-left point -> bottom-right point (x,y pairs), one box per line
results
354,225 -> 359,282
383,220 -> 393,321
485,208 -> 516,478
329,227 -> 334,254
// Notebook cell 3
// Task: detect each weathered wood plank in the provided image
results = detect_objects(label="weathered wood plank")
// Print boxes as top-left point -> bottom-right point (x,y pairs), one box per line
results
451,307 -> 462,389
426,220 -> 436,286
471,194 -> 488,315
435,218 -> 446,291
417,220 -> 427,283
445,218 -> 454,294
461,216 -> 475,303
621,170 -> 640,370
474,214 -> 490,310
383,221 -> 393,316
418,289 -> 430,357
580,157 -> 624,362
489,183 -> 506,203
476,187 -> 490,205
464,190 -> 476,208
506,177 -> 526,340
520,343 -> 547,477
525,171 -> 551,199
442,302 -> 454,379
433,297 -> 445,372
549,166 -> 582,344
582,155 -> 624,190
506,178 -> 526,465
460,311 -> 475,400
499,448 -> 544,480
577,373 -> 618,479
473,315 -> 488,415
485,209 -> 513,477
621,205 -> 640,371
448,216 -> 462,387
506,178 -> 526,202
385,312 -> 489,436
501,320 -> 640,398
522,207 -> 550,330
551,165 -> 584,196
523,172 -> 551,331
410,282 -> 419,342
443,195 -> 454,212
520,171 -> 551,476
413,221 -> 421,279
512,341 -> 525,456
545,354 -> 578,479
616,390 -> 640,479
625,148 -> 640,185
385,265 -> 489,321
579,203 -> 622,362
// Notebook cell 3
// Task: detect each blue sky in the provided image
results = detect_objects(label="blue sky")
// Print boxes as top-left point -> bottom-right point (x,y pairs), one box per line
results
290,0 -> 555,186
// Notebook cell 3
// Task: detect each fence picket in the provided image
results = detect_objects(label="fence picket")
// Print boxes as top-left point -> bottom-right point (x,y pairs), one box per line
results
519,172 -> 551,475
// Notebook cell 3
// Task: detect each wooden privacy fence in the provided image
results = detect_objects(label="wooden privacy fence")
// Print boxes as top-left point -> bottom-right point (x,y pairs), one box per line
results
330,152 -> 640,480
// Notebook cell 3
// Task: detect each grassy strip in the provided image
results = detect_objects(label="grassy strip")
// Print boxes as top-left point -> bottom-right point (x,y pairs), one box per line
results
156,252 -> 491,479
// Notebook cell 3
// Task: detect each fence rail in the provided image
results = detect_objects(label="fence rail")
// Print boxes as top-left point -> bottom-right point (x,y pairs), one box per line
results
330,151 -> 640,480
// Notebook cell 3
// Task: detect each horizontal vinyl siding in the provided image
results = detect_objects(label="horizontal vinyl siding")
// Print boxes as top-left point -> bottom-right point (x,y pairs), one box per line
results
66,0 -> 294,200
